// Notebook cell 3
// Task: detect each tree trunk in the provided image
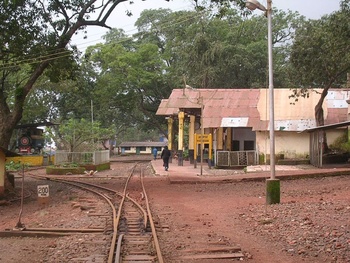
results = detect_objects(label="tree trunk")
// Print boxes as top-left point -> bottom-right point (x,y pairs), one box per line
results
0,3 -> 124,197
315,87 -> 330,153
0,124 -> 14,149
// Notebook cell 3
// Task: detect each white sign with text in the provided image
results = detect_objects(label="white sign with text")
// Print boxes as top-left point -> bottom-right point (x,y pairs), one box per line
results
37,185 -> 50,197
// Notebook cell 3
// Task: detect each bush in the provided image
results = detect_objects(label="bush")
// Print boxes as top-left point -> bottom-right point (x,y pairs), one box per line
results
329,133 -> 350,153
46,166 -> 85,175
5,161 -> 28,171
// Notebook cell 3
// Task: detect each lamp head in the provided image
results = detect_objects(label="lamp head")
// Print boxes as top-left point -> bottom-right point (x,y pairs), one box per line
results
245,0 -> 267,12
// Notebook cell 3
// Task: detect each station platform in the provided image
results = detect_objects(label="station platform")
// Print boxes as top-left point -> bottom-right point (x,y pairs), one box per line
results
150,158 -> 350,184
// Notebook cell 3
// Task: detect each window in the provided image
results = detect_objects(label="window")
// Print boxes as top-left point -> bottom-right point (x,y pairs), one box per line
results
232,140 -> 240,151
244,141 -> 255,151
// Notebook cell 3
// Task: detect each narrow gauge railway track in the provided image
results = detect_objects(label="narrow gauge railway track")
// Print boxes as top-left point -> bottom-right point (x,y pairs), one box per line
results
115,164 -> 164,263
25,164 -> 164,263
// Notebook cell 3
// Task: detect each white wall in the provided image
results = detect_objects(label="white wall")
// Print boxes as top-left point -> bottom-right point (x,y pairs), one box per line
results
121,146 -> 160,154
256,129 -> 346,159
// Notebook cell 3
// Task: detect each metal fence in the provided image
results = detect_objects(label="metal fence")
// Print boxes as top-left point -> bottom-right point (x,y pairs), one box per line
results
54,150 -> 110,165
216,151 -> 258,167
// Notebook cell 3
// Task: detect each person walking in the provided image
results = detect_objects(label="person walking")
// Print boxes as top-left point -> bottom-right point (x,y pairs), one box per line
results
152,147 -> 158,160
161,146 -> 171,171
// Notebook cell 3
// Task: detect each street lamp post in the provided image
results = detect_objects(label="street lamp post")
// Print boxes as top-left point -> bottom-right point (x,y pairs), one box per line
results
200,96 -> 204,176
246,0 -> 280,204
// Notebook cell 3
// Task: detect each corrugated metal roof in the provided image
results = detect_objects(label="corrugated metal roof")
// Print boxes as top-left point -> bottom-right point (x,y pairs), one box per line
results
302,121 -> 350,133
203,89 -> 261,128
156,88 -> 350,131
119,141 -> 167,147
156,99 -> 179,115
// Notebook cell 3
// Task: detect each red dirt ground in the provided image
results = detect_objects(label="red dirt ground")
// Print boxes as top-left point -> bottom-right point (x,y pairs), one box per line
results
0,161 -> 349,263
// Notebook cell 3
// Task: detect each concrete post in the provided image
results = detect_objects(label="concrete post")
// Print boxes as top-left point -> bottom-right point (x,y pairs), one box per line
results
178,111 -> 184,151
0,151 -> 5,197
266,178 -> 280,204
167,117 -> 173,150
226,128 -> 232,150
178,112 -> 185,166
189,115 -> 195,163
217,127 -> 223,150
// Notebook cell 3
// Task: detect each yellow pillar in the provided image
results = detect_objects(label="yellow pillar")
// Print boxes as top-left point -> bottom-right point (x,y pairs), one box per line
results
167,117 -> 173,150
217,127 -> 223,150
189,115 -> 195,150
178,111 -> 185,151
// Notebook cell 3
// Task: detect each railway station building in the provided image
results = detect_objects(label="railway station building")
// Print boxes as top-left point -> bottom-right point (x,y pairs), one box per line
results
118,141 -> 168,155
156,88 -> 350,168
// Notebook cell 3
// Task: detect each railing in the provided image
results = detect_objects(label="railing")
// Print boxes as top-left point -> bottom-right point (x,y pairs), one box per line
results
216,151 -> 257,167
54,150 -> 110,165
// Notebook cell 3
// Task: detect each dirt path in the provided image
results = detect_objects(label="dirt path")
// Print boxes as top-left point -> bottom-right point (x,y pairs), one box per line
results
144,175 -> 350,263
0,163 -> 349,262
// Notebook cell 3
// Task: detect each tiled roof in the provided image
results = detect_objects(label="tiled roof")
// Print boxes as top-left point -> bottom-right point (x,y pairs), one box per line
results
157,88 -> 350,131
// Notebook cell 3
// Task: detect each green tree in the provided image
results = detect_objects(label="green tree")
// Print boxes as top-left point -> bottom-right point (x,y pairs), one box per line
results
0,0 -> 163,149
85,28 -> 171,139
135,7 -> 302,89
0,1 -> 88,147
0,0 -> 249,150
289,0 -> 350,149
48,118 -> 115,152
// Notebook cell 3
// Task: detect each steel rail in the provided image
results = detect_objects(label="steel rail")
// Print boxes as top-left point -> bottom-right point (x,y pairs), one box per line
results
27,164 -> 151,262
140,167 -> 165,263
114,233 -> 124,263
108,164 -> 140,263
113,164 -> 162,263
26,173 -> 119,262
125,164 -> 148,229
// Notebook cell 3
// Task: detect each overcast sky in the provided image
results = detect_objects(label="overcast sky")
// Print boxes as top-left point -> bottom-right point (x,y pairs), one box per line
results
72,0 -> 342,51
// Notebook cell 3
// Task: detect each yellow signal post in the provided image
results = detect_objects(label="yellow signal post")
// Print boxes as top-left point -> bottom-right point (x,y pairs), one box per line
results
194,133 -> 212,160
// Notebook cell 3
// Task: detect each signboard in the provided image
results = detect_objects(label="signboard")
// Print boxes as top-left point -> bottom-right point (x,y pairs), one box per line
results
195,134 -> 211,144
37,185 -> 49,197
221,117 -> 249,127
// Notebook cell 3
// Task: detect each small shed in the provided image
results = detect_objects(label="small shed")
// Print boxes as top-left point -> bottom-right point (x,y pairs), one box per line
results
118,141 -> 167,155
0,147 -> 19,196
303,121 -> 350,167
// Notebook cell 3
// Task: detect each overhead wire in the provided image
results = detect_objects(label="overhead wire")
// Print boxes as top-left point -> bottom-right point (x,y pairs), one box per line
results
0,4 -> 202,71
0,48 -> 73,71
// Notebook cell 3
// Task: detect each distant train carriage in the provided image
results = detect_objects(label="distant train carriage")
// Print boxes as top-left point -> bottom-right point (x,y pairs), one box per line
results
15,127 -> 45,154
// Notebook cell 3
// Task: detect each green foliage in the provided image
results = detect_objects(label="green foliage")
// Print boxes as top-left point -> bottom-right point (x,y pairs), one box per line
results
0,0 -> 134,149
46,166 -> 85,175
287,0 -> 349,140
289,2 -> 350,90
135,7 -> 302,89
0,0 -> 346,155
60,163 -> 79,168
47,118 -> 116,152
85,27 -> 171,140
79,6 -> 303,143
329,132 -> 350,153
5,161 -> 28,171
183,149 -> 189,159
